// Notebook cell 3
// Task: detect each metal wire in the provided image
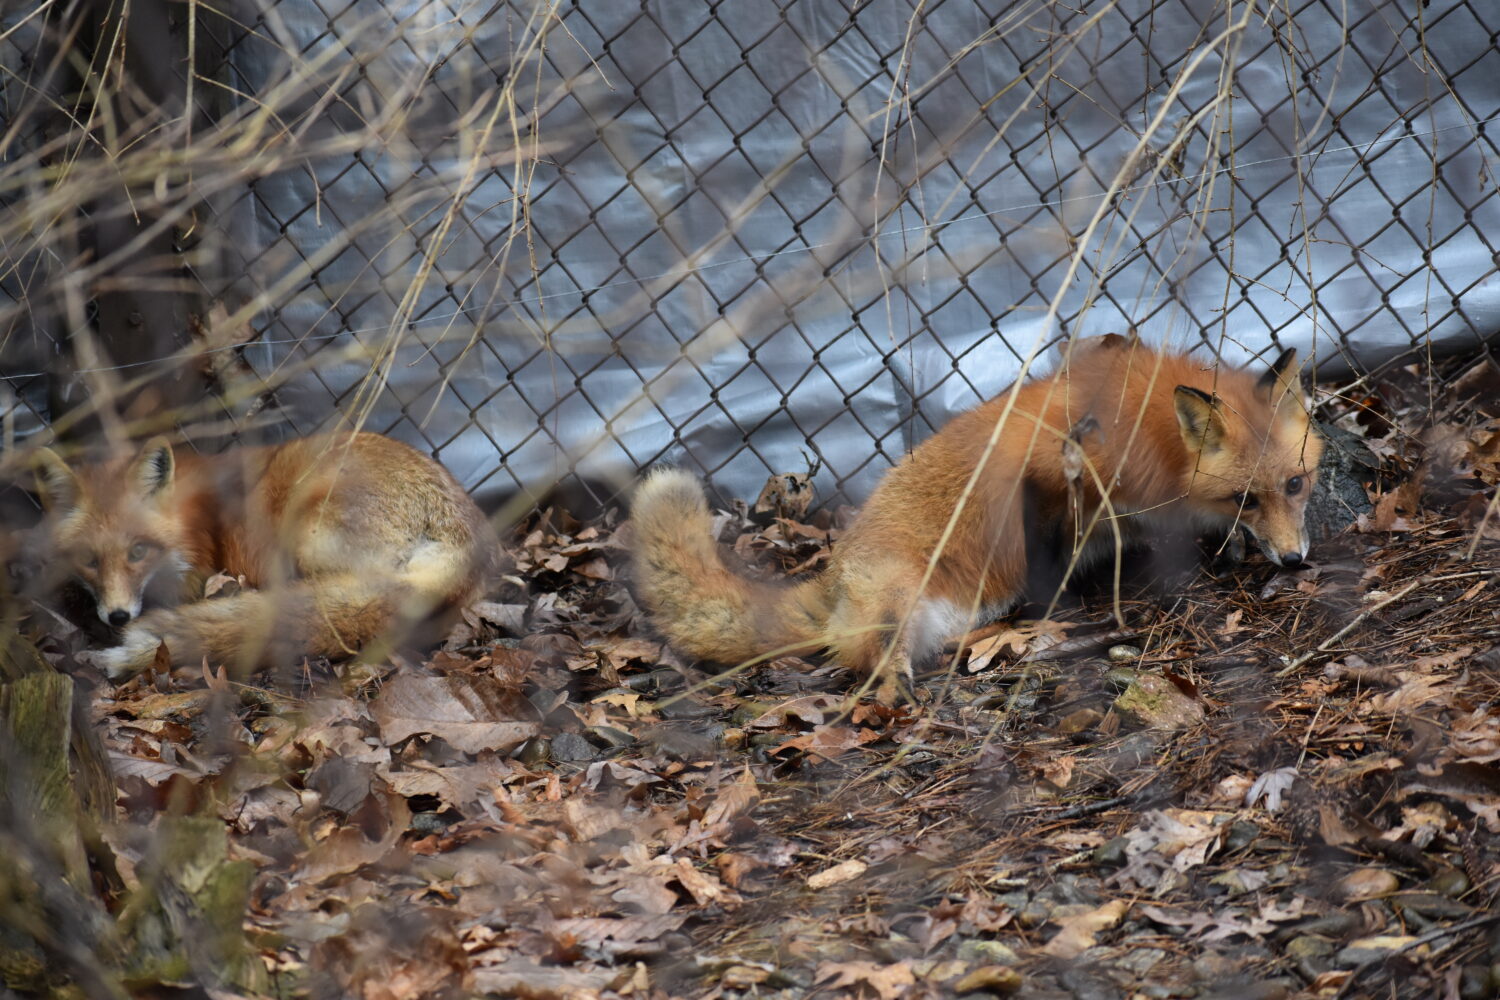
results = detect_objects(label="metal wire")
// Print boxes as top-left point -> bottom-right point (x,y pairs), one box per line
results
0,0 -> 1497,508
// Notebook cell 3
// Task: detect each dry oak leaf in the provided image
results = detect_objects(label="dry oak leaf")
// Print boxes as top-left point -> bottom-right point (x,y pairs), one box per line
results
772,724 -> 881,762
662,855 -> 741,907
550,914 -> 686,960
370,674 -> 539,754
746,694 -> 841,729
295,791 -> 411,885
965,620 -> 1068,672
1364,672 -> 1449,715
815,960 -> 916,1000
1042,899 -> 1129,959
1124,809 -> 1230,872
702,765 -> 761,828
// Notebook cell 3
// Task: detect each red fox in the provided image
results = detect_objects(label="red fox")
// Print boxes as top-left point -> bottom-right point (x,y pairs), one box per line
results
31,432 -> 499,680
631,337 -> 1323,701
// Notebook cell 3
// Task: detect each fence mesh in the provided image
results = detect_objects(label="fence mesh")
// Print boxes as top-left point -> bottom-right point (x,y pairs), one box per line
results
2,0 -> 1498,511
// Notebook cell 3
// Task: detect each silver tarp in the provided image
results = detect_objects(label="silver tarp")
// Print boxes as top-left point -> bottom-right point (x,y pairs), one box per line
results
3,0 -> 1497,507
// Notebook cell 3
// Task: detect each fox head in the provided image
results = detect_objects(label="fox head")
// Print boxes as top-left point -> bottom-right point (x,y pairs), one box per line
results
1174,348 -> 1324,568
32,438 -> 185,629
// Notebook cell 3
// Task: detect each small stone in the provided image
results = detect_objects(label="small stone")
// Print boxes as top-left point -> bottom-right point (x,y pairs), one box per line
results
1427,868 -> 1471,898
1016,900 -> 1054,927
551,732 -> 596,761
1459,964 -> 1491,1000
410,811 -> 447,834
1108,644 -> 1143,662
1335,868 -> 1400,902
1223,820 -> 1260,852
953,965 -> 1021,995
1091,836 -> 1129,868
1103,667 -> 1140,692
1057,708 -> 1103,734
516,737 -> 550,764
586,725 -> 635,748
1392,890 -> 1475,919
956,940 -> 1021,966
1113,674 -> 1205,730
1286,936 -> 1334,960
1337,935 -> 1424,967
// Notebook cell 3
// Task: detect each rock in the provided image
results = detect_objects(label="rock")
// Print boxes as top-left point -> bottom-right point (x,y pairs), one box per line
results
1286,936 -> 1334,960
1223,820 -> 1260,852
551,732 -> 597,761
1091,836 -> 1129,868
956,940 -> 1021,966
1427,868 -> 1471,898
1306,422 -> 1378,542
1334,868 -> 1400,902
1107,644 -> 1142,662
1337,935 -> 1424,967
1113,674 -> 1204,730
516,737 -> 550,764
1390,891 -> 1475,919
1459,964 -> 1491,1000
1057,708 -> 1103,734
586,725 -> 636,749
410,811 -> 447,834
1103,667 -> 1140,692
953,965 -> 1022,995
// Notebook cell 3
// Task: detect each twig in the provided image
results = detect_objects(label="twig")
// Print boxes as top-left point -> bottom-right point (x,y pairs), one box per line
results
1274,579 -> 1423,678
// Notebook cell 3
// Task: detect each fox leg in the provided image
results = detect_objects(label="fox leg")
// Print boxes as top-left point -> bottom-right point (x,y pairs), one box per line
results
91,573 -> 443,680
822,560 -> 944,703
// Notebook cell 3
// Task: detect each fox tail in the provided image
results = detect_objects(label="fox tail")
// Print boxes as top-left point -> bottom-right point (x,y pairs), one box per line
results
629,468 -> 827,666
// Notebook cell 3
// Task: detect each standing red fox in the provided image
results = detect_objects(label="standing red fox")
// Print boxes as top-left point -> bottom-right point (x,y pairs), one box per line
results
632,337 -> 1323,700
31,432 -> 499,679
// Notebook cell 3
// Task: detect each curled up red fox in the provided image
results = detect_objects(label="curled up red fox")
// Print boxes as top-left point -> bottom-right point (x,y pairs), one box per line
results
32,432 -> 500,680
630,336 -> 1324,702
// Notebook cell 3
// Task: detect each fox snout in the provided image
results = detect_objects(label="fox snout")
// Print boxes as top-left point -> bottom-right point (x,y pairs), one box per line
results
92,569 -> 145,630
1246,524 -> 1311,570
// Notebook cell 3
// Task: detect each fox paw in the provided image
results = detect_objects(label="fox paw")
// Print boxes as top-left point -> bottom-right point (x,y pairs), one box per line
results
86,627 -> 165,680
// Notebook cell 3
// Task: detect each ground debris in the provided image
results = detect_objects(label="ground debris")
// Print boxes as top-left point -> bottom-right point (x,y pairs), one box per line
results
13,355 -> 1500,999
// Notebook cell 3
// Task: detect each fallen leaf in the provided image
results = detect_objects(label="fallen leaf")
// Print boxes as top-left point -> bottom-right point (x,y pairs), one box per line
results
815,960 -> 915,1000
369,674 -> 539,754
807,859 -> 867,890
1043,899 -> 1129,958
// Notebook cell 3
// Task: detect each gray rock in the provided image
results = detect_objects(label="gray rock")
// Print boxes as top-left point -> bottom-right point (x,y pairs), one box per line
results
551,732 -> 597,761
1306,421 -> 1379,542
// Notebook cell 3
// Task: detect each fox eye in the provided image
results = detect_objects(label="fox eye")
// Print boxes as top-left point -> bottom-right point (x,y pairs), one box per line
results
127,542 -> 153,562
84,554 -> 100,570
1231,492 -> 1259,510
1286,475 -> 1304,496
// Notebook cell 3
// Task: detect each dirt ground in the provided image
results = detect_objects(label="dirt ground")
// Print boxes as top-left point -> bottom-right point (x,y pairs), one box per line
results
10,354 -> 1500,1000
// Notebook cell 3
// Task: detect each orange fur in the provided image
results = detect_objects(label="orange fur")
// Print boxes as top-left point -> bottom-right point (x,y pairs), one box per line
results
33,432 -> 500,679
631,338 -> 1323,701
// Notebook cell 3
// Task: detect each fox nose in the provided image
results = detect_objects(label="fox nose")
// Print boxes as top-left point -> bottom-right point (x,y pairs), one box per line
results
1280,551 -> 1304,569
107,609 -> 131,628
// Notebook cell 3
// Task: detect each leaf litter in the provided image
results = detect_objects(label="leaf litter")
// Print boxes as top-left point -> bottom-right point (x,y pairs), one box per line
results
15,354 -> 1500,999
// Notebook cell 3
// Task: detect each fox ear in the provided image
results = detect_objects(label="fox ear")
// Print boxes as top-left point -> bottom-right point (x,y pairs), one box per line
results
32,448 -> 81,511
1174,386 -> 1225,453
131,438 -> 175,499
1257,347 -> 1311,418
1257,347 -> 1300,393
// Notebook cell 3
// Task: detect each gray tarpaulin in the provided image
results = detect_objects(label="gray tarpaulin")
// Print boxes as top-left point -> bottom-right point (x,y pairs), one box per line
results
2,0 -> 1497,508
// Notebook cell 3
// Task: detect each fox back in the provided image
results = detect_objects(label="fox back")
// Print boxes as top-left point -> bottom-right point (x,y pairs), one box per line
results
632,337 -> 1324,701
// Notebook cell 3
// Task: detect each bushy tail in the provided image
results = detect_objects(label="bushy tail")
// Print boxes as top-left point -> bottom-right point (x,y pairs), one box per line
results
99,572 -> 469,679
630,468 -> 827,665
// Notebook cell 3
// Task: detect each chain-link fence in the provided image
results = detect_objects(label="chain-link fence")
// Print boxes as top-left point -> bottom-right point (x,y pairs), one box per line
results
2,0 -> 1498,511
